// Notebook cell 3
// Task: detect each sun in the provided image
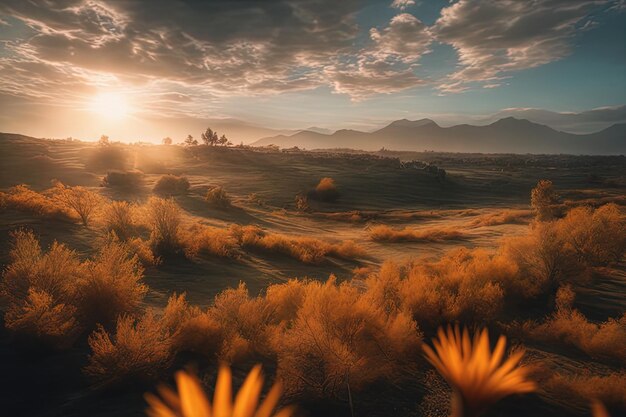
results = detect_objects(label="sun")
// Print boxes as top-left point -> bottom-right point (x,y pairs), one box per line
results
88,92 -> 132,119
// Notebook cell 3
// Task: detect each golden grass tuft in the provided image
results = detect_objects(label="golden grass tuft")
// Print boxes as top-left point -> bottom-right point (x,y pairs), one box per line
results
145,197 -> 183,255
52,181 -> 103,226
181,223 -> 239,259
545,372 -> 626,412
311,177 -> 339,202
369,224 -> 468,243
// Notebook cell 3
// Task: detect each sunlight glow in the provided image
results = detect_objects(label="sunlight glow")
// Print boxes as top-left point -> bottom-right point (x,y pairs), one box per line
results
88,92 -> 132,119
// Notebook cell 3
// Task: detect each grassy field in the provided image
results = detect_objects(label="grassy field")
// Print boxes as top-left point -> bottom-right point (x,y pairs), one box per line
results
0,134 -> 624,417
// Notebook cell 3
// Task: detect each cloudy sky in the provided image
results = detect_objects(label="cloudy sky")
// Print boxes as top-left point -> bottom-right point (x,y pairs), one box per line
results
0,0 -> 625,142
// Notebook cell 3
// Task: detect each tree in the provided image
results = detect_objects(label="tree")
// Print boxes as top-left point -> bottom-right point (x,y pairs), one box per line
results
184,135 -> 198,146
99,135 -> 110,146
201,128 -> 219,146
162,137 -> 173,145
218,134 -> 229,146
531,179 -> 559,221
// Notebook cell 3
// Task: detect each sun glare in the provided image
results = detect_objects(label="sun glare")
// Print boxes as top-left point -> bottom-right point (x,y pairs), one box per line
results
89,92 -> 132,119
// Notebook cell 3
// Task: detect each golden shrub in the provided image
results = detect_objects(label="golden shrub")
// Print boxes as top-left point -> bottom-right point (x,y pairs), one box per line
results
52,181 -> 103,226
153,174 -> 190,196
4,184 -> 73,221
102,200 -> 137,240
76,239 -> 147,328
273,277 -> 422,398
85,311 -> 173,385
145,197 -> 183,255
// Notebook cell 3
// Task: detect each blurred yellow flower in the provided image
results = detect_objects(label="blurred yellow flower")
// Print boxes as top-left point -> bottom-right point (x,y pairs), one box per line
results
423,326 -> 535,417
145,365 -> 293,417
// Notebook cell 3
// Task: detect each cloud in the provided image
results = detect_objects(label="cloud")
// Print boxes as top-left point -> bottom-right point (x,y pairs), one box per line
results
391,0 -> 416,10
369,13 -> 432,62
433,0 -> 613,93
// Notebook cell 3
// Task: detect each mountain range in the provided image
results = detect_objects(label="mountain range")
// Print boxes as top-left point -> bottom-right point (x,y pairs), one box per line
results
251,118 -> 626,155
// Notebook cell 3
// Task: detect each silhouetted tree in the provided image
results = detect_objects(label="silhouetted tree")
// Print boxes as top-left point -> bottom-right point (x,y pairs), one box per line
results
99,135 -> 110,146
162,137 -> 173,145
184,134 -> 198,146
218,134 -> 231,146
531,179 -> 559,221
201,128 -> 219,146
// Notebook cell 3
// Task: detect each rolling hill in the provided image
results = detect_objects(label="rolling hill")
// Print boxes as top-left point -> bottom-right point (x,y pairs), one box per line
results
252,118 -> 626,155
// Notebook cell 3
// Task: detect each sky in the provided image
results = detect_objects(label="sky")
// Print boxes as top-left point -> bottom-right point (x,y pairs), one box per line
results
0,0 -> 625,142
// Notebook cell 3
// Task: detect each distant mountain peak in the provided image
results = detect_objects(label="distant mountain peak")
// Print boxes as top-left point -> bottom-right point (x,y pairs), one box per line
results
382,118 -> 438,130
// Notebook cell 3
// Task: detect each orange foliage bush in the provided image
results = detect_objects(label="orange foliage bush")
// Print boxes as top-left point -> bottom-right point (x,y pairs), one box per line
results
85,311 -> 173,385
369,224 -> 467,242
52,182 -> 103,226
524,288 -> 626,365
101,201 -> 137,240
311,177 -> 339,202
557,203 -> 625,265
1,230 -> 148,349
545,372 -> 626,412
181,223 -> 239,258
77,239 -> 147,328
145,197 -> 183,255
3,184 -> 73,221
273,277 -> 422,398
230,224 -> 365,264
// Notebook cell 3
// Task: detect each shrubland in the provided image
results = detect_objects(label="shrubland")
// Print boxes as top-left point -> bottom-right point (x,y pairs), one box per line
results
205,185 -> 231,207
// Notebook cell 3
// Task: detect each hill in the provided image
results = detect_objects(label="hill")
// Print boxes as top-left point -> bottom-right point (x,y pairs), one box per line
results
252,118 -> 626,155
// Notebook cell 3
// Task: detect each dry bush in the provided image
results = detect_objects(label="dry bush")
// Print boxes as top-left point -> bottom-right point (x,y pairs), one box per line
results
273,277 -> 422,398
101,201 -> 137,240
205,185 -> 231,208
181,223 -> 239,258
210,283 -> 275,360
469,209 -> 532,227
294,193 -> 310,212
230,225 -> 365,264
531,179 -> 560,221
310,177 -> 339,202
3,184 -> 73,221
369,224 -> 468,242
524,290 -> 626,365
557,203 -> 625,265
545,372 -> 626,412
84,311 -> 173,385
52,182 -> 103,226
76,239 -> 147,328
125,237 -> 159,266
3,288 -> 79,349
2,230 -> 149,348
396,250 -> 507,327
87,145 -> 130,171
153,174 -> 190,196
159,293 -> 224,358
2,229 -> 83,317
265,279 -> 308,322
145,197 -> 183,255
102,170 -> 144,188
502,221 -> 582,298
